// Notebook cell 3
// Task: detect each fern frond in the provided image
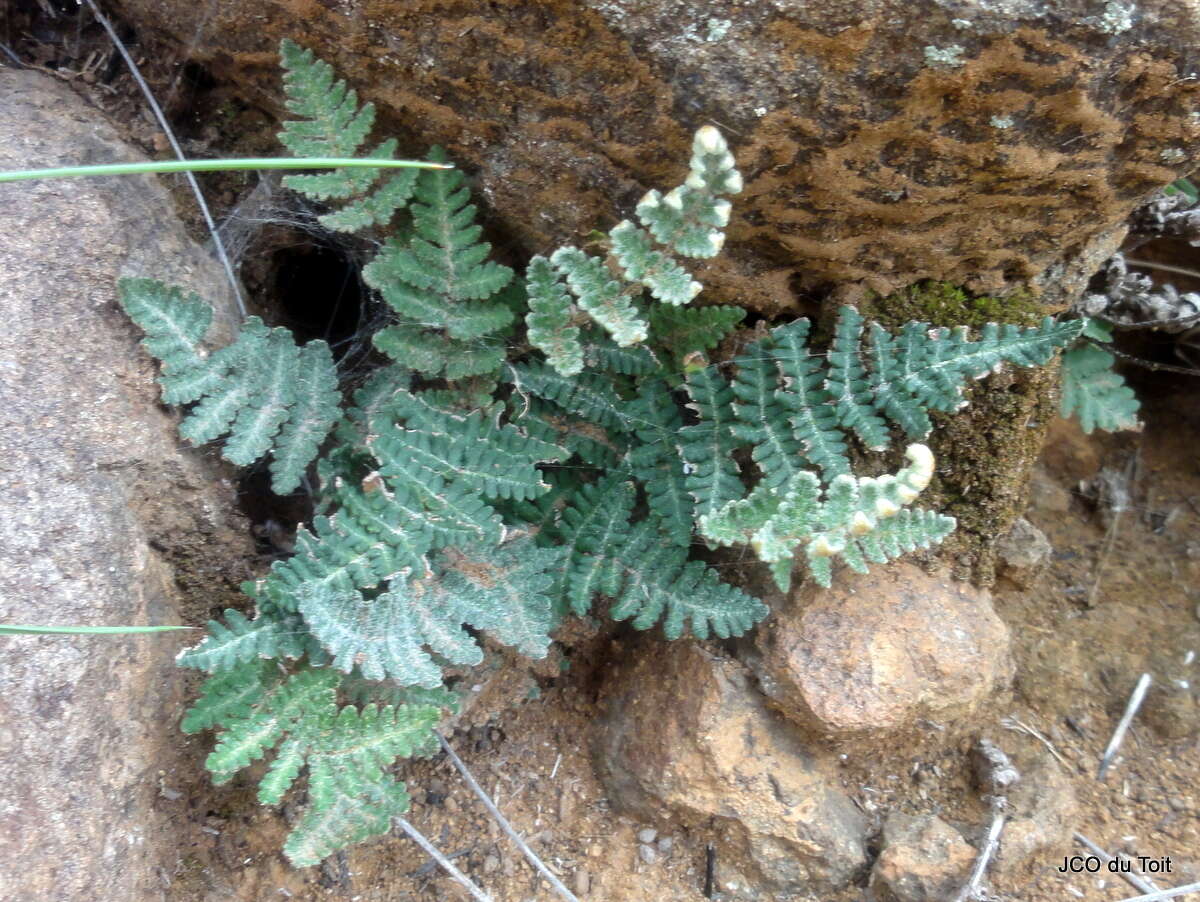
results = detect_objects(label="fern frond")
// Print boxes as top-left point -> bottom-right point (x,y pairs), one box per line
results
636,126 -> 740,259
606,522 -> 767,639
181,660 -> 277,734
278,40 -> 416,231
609,220 -> 701,306
299,538 -> 563,686
363,149 -> 513,378
368,396 -> 564,501
117,278 -> 212,402
525,255 -> 584,376
679,367 -> 743,521
731,332 -> 807,489
769,318 -> 850,478
550,246 -> 647,346
119,279 -> 340,494
184,656 -> 438,867
555,476 -> 637,615
582,334 -> 663,375
699,444 -> 954,589
1060,324 -> 1140,433
626,378 -> 694,546
177,609 -> 306,672
284,776 -> 411,868
648,304 -> 745,362
511,361 -> 637,433
826,306 -> 892,451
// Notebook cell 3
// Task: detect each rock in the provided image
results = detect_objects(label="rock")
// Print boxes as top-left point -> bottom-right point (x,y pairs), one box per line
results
1026,466 -> 1072,519
750,564 -> 1013,736
992,759 -> 1078,882
0,71 -> 252,901
638,844 -> 657,865
871,813 -> 975,902
594,642 -> 867,895
636,827 -> 658,844
996,517 -> 1052,587
116,0 -> 1200,308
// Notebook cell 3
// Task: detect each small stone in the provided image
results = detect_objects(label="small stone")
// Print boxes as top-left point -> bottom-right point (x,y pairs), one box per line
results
638,843 -> 657,864
573,869 -> 591,896
1168,796 -> 1189,812
657,836 -> 674,853
637,827 -> 658,844
444,796 -> 459,813
992,759 -> 1078,881
996,517 -> 1052,587
871,814 -> 975,902
588,844 -> 602,859
483,854 -> 500,874
750,564 -> 1013,736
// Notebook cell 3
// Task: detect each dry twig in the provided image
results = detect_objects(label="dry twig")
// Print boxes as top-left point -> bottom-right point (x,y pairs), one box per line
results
437,732 -> 581,902
1098,673 -> 1153,780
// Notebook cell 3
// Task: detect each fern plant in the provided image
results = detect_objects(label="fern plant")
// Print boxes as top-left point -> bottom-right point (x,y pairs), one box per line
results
115,40 -> 1092,868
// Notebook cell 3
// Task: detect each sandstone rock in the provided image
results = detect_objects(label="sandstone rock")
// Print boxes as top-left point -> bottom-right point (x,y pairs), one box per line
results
0,71 -> 252,902
594,642 -> 867,896
751,563 -> 1013,736
992,759 -> 1078,882
114,0 -> 1200,307
871,813 -> 975,902
996,516 -> 1052,587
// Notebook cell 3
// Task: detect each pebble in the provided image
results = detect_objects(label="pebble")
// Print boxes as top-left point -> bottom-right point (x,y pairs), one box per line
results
638,843 -> 657,864
1169,796 -> 1189,812
573,869 -> 591,896
637,827 -> 658,843
483,854 -> 500,874
657,836 -> 674,853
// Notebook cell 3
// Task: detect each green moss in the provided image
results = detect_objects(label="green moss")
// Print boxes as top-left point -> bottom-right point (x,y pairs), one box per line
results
867,280 -> 1044,330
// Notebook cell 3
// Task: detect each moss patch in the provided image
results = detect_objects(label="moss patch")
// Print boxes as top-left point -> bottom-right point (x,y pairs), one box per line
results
864,280 -> 1045,330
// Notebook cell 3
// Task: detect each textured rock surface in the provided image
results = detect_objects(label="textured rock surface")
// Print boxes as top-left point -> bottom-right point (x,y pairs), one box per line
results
0,71 -> 251,902
751,563 -> 1013,736
593,642 -> 867,896
870,813 -> 975,902
114,0 -> 1200,308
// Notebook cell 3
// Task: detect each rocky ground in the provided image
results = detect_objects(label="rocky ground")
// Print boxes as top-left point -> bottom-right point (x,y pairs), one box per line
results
147,386 -> 1199,902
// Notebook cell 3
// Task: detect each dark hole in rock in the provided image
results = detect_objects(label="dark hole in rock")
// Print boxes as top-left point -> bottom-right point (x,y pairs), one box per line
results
270,242 -> 368,360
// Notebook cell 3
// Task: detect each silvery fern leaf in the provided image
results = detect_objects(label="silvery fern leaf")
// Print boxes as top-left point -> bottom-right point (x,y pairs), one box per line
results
700,444 -> 955,589
177,609 -> 307,672
183,659 -> 439,867
606,521 -> 767,639
298,539 -> 563,686
119,278 -> 340,494
636,125 -> 739,259
550,246 -> 647,346
525,255 -> 584,376
679,366 -> 743,522
363,148 -> 514,379
278,40 -> 417,231
529,127 -> 742,374
1060,321 -> 1140,434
